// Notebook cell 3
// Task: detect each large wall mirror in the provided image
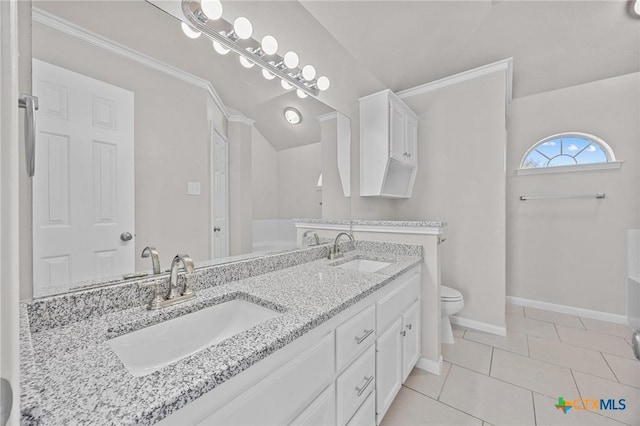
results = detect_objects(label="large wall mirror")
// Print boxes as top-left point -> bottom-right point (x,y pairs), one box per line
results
27,0 -> 348,298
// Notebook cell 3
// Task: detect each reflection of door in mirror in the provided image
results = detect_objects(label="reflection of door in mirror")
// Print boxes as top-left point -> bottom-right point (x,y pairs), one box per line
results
211,124 -> 228,258
32,59 -> 135,297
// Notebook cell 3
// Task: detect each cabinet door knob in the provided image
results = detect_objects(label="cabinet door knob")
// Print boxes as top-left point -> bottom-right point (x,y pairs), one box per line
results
213,226 -> 221,232
406,153 -> 411,157
406,324 -> 412,330
400,330 -> 407,337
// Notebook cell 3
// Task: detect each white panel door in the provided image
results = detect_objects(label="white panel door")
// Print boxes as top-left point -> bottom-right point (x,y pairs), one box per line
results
401,301 -> 420,382
375,318 -> 402,425
211,125 -> 229,258
32,59 -> 134,295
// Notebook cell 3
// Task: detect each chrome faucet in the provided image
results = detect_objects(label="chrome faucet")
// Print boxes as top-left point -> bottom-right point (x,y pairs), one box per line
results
167,254 -> 195,300
302,230 -> 321,246
329,232 -> 354,260
141,246 -> 161,274
139,253 -> 196,310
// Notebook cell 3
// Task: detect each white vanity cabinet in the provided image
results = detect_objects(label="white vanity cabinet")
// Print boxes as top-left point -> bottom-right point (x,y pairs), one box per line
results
360,89 -> 419,198
159,266 -> 421,426
374,270 -> 421,424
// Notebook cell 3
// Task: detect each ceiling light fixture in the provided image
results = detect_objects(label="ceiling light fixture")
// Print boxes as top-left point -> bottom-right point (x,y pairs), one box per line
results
284,107 -> 302,125
180,0 -> 329,97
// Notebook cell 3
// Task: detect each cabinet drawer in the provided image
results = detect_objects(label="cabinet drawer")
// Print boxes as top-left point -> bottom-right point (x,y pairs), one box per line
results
347,391 -> 375,426
201,332 -> 335,425
336,345 -> 376,426
376,270 -> 419,332
336,305 -> 376,371
290,384 -> 335,426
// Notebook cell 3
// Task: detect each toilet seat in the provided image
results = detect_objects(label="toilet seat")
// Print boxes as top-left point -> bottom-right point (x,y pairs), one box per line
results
441,285 -> 463,302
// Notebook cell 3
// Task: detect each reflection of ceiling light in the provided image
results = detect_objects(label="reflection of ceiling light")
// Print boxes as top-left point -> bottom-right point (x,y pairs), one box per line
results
296,89 -> 308,99
233,17 -> 253,39
284,107 -> 302,125
631,0 -> 640,17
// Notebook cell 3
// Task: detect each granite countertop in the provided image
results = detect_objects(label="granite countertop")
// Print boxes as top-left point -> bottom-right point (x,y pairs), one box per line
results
20,247 -> 421,425
293,218 -> 447,228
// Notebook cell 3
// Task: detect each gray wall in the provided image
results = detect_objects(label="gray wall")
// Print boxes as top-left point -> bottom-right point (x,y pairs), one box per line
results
278,143 -> 322,219
507,72 -> 640,315
398,71 -> 508,329
251,128 -> 279,220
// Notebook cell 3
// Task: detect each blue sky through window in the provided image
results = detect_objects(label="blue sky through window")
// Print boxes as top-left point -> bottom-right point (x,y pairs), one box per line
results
523,134 -> 610,169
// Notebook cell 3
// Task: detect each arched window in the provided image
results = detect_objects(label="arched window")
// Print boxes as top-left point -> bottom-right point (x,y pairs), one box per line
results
520,132 -> 615,170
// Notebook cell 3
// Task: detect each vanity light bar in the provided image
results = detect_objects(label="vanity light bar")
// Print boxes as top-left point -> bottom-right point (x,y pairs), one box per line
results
181,0 -> 323,97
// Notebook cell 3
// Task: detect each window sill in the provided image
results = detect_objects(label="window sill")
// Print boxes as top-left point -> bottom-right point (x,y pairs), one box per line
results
515,161 -> 623,176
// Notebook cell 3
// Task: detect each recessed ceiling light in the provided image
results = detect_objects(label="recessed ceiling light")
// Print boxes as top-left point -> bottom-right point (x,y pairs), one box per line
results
284,107 -> 302,125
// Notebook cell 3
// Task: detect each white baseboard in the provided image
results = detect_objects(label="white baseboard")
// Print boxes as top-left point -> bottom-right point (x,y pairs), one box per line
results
506,296 -> 627,324
415,356 -> 443,375
450,315 -> 507,336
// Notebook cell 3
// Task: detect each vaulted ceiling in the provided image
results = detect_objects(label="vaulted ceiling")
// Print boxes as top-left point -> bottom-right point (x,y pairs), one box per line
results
34,0 -> 639,150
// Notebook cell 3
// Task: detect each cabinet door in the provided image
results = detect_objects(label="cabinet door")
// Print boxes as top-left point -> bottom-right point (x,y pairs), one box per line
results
404,115 -> 418,168
389,100 -> 406,163
290,384 -> 336,426
401,301 -> 420,382
375,318 -> 402,424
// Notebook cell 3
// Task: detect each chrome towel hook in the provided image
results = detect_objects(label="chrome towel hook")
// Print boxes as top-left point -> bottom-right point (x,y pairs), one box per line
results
18,93 -> 39,177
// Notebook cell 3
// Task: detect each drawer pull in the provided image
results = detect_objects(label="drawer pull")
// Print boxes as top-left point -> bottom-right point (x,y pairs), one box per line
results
354,329 -> 374,344
355,375 -> 374,397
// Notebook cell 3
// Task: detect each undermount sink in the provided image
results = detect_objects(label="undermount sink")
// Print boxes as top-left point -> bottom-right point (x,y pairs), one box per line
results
335,259 -> 391,273
108,299 -> 279,377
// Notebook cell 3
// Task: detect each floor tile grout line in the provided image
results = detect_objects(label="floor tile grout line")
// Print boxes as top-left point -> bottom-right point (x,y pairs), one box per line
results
599,351 -> 621,383
488,347 -> 494,376
436,362 -> 453,401
525,334 -> 530,358
553,323 -> 562,341
531,391 -> 537,426
527,331 -> 635,362
570,368 -> 583,400
448,362 -> 570,402
402,384 -> 487,424
577,315 -> 587,330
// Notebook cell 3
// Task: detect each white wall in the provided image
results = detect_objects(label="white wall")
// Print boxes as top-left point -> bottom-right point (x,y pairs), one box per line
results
251,128 -> 279,220
507,72 -> 640,315
397,71 -> 508,330
278,143 -> 322,219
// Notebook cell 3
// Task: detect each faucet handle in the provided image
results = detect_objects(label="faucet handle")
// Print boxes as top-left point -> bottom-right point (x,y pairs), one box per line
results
138,280 -> 164,310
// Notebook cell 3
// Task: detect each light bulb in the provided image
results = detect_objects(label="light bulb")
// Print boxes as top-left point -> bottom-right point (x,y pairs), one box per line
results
635,0 -> 640,15
261,35 -> 278,55
283,51 -> 299,69
316,76 -> 330,91
213,36 -> 229,55
233,17 -> 253,39
296,89 -> 308,99
281,80 -> 293,90
201,0 -> 223,20
181,22 -> 201,39
262,69 -> 275,80
302,65 -> 316,81
239,56 -> 254,69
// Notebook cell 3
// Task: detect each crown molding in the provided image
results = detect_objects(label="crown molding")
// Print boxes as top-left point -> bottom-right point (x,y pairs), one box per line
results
397,58 -> 513,108
32,7 -> 230,119
227,115 -> 255,126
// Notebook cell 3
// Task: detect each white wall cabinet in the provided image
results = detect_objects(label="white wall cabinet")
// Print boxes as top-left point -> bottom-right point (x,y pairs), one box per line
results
360,89 -> 419,198
160,267 -> 421,426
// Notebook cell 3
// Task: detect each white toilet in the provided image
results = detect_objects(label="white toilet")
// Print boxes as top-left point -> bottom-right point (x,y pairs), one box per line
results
441,285 -> 464,344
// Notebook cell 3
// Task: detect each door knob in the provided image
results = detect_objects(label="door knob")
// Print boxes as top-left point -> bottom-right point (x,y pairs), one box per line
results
120,232 -> 133,241
213,226 -> 221,232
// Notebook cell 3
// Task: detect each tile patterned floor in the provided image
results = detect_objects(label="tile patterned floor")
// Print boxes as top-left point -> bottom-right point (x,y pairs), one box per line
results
381,303 -> 639,426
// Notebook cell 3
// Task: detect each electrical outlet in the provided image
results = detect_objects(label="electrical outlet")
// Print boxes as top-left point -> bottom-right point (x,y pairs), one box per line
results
187,181 -> 201,196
